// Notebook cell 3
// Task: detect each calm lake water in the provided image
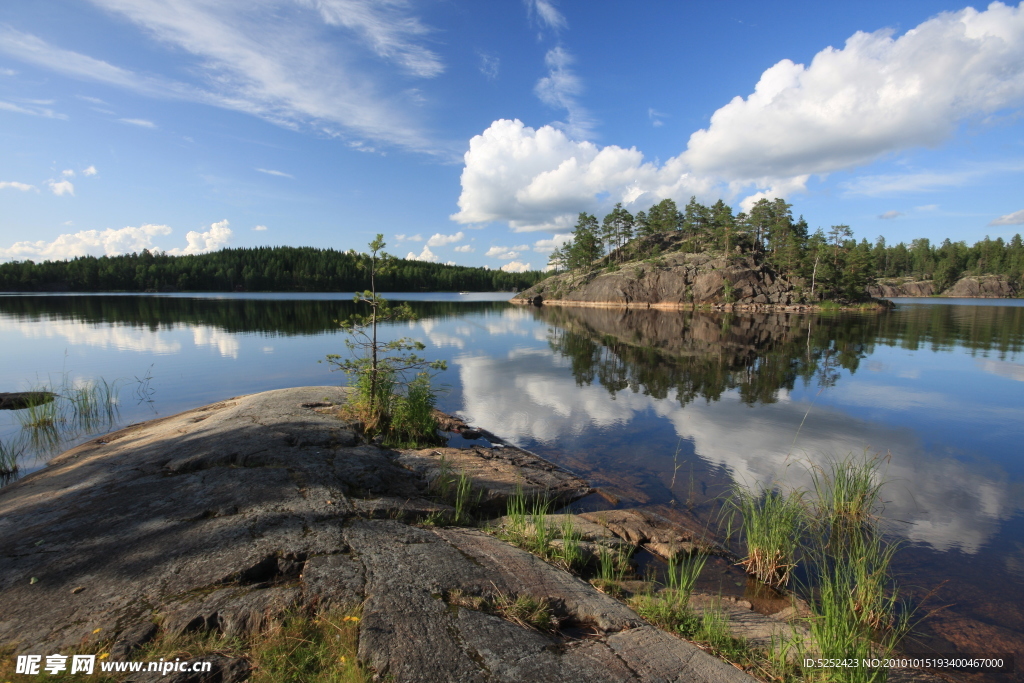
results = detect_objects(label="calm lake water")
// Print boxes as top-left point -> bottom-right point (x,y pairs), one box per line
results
2,292 -> 1023,667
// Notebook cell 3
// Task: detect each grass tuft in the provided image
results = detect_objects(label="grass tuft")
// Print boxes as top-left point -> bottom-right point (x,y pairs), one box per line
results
727,484 -> 805,588
447,588 -> 557,632
427,457 -> 483,525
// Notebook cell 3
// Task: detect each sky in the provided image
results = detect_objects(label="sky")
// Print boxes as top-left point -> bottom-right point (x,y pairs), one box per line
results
1,0 -> 1023,273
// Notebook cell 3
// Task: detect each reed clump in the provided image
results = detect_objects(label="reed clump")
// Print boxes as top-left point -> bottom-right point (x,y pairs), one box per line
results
727,453 -> 908,683
727,485 -> 805,588
2,376 -> 125,485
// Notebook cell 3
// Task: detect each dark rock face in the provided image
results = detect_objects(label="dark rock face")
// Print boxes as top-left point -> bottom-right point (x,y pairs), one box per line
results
942,275 -> 1019,298
0,387 -> 754,683
514,252 -> 804,309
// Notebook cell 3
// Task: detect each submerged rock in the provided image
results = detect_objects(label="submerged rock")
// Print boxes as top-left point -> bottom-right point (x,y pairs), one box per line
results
0,391 -> 56,410
0,387 -> 755,683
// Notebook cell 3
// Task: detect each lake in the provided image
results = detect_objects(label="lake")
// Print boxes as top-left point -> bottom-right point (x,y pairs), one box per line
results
1,292 -> 1023,667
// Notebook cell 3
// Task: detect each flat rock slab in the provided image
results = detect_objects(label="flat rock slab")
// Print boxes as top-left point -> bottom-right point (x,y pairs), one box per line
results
0,387 -> 755,683
579,509 -> 727,559
395,445 -> 593,513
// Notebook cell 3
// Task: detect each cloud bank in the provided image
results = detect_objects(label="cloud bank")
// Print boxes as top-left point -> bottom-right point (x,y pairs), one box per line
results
0,220 -> 233,260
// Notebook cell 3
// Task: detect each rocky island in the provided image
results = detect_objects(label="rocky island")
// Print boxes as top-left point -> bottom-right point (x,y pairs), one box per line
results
512,233 -> 887,311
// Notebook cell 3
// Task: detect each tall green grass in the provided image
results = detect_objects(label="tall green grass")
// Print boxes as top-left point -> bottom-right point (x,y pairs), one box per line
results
385,372 -> 442,447
728,454 -> 908,683
727,484 -> 805,588
666,549 -> 707,600
809,452 -> 887,536
799,454 -> 907,683
630,549 -> 707,629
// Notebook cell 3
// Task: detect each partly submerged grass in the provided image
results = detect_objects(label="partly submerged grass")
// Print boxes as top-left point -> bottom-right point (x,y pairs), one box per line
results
12,377 -> 123,459
723,454 -> 910,683
801,519 -> 908,683
810,453 -> 888,538
727,484 -> 806,588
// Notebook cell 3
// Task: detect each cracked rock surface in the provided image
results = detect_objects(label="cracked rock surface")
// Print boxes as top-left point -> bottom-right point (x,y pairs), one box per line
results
0,386 -> 753,683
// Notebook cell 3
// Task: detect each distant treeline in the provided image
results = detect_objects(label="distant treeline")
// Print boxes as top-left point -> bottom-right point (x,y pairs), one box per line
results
553,197 -> 1024,300
0,246 -> 546,293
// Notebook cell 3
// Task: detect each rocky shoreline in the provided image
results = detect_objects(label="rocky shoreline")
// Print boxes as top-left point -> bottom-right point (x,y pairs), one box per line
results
0,387 -> 769,683
510,297 -> 889,312
866,274 -> 1020,299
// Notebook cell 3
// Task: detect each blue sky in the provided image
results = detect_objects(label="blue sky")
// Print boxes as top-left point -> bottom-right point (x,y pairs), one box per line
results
1,0 -> 1023,272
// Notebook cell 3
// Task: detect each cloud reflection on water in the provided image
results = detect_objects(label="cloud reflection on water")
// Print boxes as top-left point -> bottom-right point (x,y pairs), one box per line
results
452,310 -> 1021,555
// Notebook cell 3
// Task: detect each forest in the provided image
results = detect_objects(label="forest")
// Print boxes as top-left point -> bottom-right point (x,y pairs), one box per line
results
550,197 -> 1024,300
3,198 -> 1022,297
0,245 -> 545,293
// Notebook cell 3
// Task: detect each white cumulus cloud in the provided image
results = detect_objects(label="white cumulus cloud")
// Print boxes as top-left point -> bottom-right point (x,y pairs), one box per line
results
167,219 -> 233,255
878,210 -> 904,219
990,209 -> 1024,226
454,244 -> 475,253
682,2 -> 1024,189
82,165 -> 97,176
0,224 -> 172,260
47,179 -> 74,196
426,231 -> 464,247
406,245 -> 437,262
451,119 -> 712,232
61,169 -> 75,177
395,233 -> 423,242
486,246 -> 521,260
532,234 -> 572,253
253,224 -> 268,231
500,260 -> 532,273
